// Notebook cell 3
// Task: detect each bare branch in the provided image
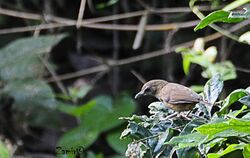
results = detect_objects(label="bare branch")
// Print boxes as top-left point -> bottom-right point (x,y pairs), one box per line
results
76,0 -> 87,28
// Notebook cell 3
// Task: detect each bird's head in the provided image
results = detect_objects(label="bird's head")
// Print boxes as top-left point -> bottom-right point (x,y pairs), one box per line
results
135,79 -> 168,99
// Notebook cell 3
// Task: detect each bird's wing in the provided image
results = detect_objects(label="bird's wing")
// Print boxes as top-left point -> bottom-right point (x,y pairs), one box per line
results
160,83 -> 202,104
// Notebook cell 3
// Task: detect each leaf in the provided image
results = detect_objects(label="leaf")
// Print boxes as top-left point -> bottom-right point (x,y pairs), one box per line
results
121,122 -> 152,140
204,46 -> 217,63
125,142 -> 149,158
96,0 -> 119,9
0,34 -> 66,68
58,124 -> 99,148
176,119 -> 205,158
194,10 -> 243,31
227,105 -> 248,117
204,73 -> 223,104
165,132 -> 206,149
190,85 -> 204,93
239,31 -> 250,45
107,130 -> 131,155
3,79 -> 56,109
153,128 -> 173,154
182,53 -> 192,75
14,107 -> 60,128
203,129 -> 249,145
76,85 -> 92,99
243,144 -> 250,158
195,118 -> 250,136
207,144 -> 245,158
82,95 -> 136,133
218,89 -> 248,115
177,147 -> 200,158
192,38 -> 204,52
59,95 -> 136,148
0,56 -> 44,81
68,85 -> 92,102
57,100 -> 96,117
202,61 -> 236,81
240,96 -> 250,107
0,141 -> 9,158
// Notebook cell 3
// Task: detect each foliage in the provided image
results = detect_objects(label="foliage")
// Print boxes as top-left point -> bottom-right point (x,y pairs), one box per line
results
57,86 -> 136,158
194,10 -> 243,31
239,31 -> 250,45
177,38 -> 236,81
121,74 -> 250,157
0,34 -> 66,128
0,141 -> 9,158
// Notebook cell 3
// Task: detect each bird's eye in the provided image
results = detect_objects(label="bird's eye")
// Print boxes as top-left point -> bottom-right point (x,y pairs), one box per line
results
144,87 -> 151,93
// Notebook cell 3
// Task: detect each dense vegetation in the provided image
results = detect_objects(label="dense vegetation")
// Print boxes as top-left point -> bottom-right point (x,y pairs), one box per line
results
0,0 -> 249,158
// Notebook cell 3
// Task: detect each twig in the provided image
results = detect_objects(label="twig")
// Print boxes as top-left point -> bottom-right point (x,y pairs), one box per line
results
236,67 -> 250,73
133,11 -> 148,49
39,56 -> 68,95
46,19 -> 250,82
131,70 -> 147,83
0,7 -> 42,20
76,0 -> 87,28
190,2 -> 241,42
133,133 -> 161,143
0,20 -> 200,35
0,23 -> 73,35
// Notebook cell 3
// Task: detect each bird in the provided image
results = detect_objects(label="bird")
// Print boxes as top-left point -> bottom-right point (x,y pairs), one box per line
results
135,79 -> 206,112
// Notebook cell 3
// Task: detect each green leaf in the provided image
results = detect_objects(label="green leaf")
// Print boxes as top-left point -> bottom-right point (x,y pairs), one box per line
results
3,79 -> 56,109
82,95 -> 136,133
227,105 -> 248,117
68,85 -> 92,102
177,147 -> 200,158
207,144 -> 245,158
0,141 -> 9,158
59,95 -> 136,148
96,0 -> 119,9
0,34 -> 66,68
201,61 -> 236,81
194,10 -> 243,31
58,124 -> 99,148
165,132 -> 206,149
204,73 -> 223,104
195,118 -> 250,135
57,100 -> 96,117
121,122 -> 152,140
0,56 -> 44,81
190,85 -> 204,93
243,144 -> 250,158
218,89 -> 248,115
107,130 -> 131,155
182,53 -> 192,75
202,129 -> 248,145
176,119 -> 205,158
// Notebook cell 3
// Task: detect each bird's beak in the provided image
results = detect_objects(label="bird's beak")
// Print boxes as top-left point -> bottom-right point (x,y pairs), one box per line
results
135,91 -> 144,99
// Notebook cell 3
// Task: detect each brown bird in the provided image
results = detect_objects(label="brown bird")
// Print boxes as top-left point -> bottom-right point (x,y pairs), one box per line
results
135,79 -> 205,112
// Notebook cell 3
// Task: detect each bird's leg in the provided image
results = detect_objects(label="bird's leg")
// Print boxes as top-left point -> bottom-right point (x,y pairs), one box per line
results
179,113 -> 191,121
185,110 -> 192,118
163,112 -> 178,120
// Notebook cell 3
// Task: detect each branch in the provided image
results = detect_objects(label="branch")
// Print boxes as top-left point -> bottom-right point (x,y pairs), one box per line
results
46,19 -> 250,82
76,0 -> 87,28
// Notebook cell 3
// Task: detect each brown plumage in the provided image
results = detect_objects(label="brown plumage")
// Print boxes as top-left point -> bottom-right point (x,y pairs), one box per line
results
135,79 -> 204,112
